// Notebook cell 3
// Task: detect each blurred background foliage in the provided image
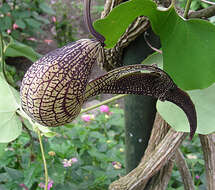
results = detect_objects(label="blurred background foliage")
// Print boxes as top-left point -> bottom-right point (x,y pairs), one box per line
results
0,0 -> 214,189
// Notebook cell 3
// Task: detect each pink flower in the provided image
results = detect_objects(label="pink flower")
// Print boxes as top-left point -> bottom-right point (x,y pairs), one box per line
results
7,29 -> 11,34
100,105 -> 109,113
47,180 -> 53,190
19,184 -> 28,190
62,158 -> 78,167
195,175 -> 200,180
62,159 -> 72,167
38,180 -> 53,190
81,114 -> 94,122
27,37 -> 37,42
13,23 -> 19,30
44,39 -> 53,45
71,157 -> 78,163
112,161 -> 122,170
52,16 -> 56,23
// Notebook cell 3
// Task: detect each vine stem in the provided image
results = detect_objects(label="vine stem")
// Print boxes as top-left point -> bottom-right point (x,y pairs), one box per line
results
0,32 -> 6,78
37,128 -> 48,190
184,0 -> 193,19
80,94 -> 127,114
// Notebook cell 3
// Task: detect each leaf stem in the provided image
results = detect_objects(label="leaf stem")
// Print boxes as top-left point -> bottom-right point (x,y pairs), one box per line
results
0,32 -> 6,77
0,32 -> 13,86
37,129 -> 48,190
80,94 -> 127,114
184,0 -> 193,19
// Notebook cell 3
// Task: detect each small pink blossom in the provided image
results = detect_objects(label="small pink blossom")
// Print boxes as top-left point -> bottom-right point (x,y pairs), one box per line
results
195,175 -> 200,180
52,16 -> 56,23
71,157 -> 78,163
100,105 -> 109,113
112,161 -> 122,170
62,158 -> 78,167
7,29 -> 11,34
38,180 -> 53,190
62,159 -> 72,167
81,114 -> 94,122
27,37 -> 37,42
13,23 -> 19,30
44,39 -> 53,45
19,184 -> 28,190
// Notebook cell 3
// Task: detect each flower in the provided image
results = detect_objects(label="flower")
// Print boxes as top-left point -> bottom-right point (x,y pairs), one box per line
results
62,159 -> 72,167
38,180 -> 53,190
27,37 -> 37,42
62,157 -> 78,167
44,39 -> 53,45
19,184 -> 28,190
119,148 -> 124,152
48,151 -> 56,156
187,154 -> 197,159
195,175 -> 200,180
112,161 -> 122,170
7,29 -> 11,34
81,114 -> 94,122
100,105 -> 109,113
47,180 -> 54,190
13,23 -> 19,30
52,16 -> 56,23
71,157 -> 78,163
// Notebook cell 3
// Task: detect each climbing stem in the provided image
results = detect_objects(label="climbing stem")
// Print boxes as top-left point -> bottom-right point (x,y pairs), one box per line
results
0,32 -> 13,86
0,32 -> 6,78
37,128 -> 48,190
80,94 -> 127,114
184,0 -> 193,18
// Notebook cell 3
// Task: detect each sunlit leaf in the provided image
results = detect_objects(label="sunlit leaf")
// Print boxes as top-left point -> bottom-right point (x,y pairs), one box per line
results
0,112 -> 22,143
0,77 -> 22,142
157,84 -> 215,135
5,39 -> 41,62
0,76 -> 19,112
39,2 -> 55,15
5,41 -> 41,62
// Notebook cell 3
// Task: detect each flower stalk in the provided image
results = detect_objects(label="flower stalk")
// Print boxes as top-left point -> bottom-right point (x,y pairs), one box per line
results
37,128 -> 48,190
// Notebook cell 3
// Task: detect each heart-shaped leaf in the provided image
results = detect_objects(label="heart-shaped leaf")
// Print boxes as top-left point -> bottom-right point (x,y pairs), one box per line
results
0,76 -> 22,142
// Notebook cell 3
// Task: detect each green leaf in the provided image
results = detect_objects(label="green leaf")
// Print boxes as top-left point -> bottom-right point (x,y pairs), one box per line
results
157,84 -> 215,135
94,0 -> 215,90
39,2 -> 55,15
0,144 -> 7,157
25,18 -> 42,29
0,113 -> 22,143
32,12 -> 50,24
15,19 -> 26,29
0,77 -> 19,112
94,0 -> 156,48
0,77 -> 22,142
5,39 -> 41,62
158,14 -> 215,90
4,167 -> 24,181
0,4 -> 11,14
4,16 -> 12,29
142,52 -> 163,68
